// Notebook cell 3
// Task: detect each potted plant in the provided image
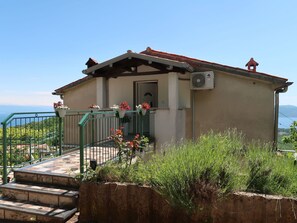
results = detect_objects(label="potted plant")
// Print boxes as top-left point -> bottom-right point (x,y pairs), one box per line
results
53,102 -> 70,118
136,102 -> 151,116
111,101 -> 131,118
89,104 -> 100,112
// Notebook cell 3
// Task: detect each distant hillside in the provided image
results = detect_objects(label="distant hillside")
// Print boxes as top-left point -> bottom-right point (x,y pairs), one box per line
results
279,105 -> 297,117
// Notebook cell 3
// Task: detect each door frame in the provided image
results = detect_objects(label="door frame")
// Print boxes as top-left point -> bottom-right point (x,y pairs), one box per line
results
133,80 -> 158,108
133,80 -> 158,135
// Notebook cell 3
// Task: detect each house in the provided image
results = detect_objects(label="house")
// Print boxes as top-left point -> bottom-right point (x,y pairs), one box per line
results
53,47 -> 292,147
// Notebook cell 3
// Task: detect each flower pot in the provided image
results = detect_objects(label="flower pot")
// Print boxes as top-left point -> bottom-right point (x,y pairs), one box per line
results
118,110 -> 126,118
56,109 -> 67,118
141,109 -> 147,116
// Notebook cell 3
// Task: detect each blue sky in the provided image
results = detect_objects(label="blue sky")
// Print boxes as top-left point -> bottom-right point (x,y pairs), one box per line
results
0,0 -> 296,106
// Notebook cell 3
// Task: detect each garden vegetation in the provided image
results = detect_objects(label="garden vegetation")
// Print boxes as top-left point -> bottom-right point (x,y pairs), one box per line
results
77,130 -> 297,210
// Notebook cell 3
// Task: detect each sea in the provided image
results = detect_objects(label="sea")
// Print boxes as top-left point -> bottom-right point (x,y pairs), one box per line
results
0,107 -> 296,129
0,114 -> 7,123
0,105 -> 53,125
278,117 -> 297,129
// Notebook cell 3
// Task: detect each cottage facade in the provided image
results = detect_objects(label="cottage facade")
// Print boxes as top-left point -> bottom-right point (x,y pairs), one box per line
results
53,48 -> 291,146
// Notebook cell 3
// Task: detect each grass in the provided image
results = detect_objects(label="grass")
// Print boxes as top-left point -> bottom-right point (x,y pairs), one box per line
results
82,130 -> 297,211
245,143 -> 297,196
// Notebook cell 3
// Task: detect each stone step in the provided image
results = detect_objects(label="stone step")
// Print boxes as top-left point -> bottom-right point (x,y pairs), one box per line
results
1,182 -> 79,208
14,170 -> 80,188
0,197 -> 77,223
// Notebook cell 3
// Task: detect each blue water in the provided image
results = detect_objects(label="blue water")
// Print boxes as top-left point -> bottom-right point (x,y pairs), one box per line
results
0,109 -> 296,129
279,117 -> 297,129
0,105 -> 53,126
0,114 -> 7,123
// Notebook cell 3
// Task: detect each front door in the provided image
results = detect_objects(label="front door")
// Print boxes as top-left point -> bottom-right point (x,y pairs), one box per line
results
134,81 -> 158,135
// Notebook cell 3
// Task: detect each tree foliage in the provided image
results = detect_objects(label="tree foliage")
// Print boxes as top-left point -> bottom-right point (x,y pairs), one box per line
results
282,121 -> 297,149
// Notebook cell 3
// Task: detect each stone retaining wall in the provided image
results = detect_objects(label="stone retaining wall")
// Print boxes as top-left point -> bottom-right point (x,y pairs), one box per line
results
79,182 -> 297,223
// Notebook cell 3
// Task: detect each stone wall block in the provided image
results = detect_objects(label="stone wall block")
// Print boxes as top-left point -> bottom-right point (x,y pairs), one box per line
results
136,186 -> 152,223
151,189 -> 173,222
79,183 -> 297,223
107,182 -> 132,223
126,184 -> 138,222
212,195 -> 235,223
78,183 -> 90,222
93,183 -> 110,222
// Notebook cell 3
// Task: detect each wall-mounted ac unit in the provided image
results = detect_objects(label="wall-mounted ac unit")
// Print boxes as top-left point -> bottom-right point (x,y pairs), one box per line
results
190,71 -> 214,90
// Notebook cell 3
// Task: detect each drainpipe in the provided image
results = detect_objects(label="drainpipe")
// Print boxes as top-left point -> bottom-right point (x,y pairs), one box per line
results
274,82 -> 293,148
192,91 -> 195,141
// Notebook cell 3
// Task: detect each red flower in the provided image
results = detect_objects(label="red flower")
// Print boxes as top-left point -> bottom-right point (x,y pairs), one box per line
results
119,101 -> 131,111
141,102 -> 150,110
116,129 -> 123,135
127,141 -> 134,148
53,101 -> 62,109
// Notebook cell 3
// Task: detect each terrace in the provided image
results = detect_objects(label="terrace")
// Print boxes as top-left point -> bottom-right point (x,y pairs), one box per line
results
0,109 -> 154,222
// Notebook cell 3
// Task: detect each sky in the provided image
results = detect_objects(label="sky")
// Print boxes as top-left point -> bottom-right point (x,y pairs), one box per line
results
0,0 -> 297,106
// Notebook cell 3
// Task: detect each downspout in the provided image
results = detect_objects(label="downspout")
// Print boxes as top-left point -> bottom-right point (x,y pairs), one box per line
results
274,82 -> 293,148
192,91 -> 195,141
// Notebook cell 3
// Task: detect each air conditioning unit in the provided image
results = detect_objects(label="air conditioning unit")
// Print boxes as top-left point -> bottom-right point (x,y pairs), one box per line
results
190,71 -> 214,90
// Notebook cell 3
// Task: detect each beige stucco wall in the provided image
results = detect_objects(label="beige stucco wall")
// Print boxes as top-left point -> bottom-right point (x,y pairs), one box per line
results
60,67 -> 277,146
108,74 -> 169,108
108,72 -> 191,147
193,70 -> 275,142
63,78 -> 97,110
178,78 -> 191,108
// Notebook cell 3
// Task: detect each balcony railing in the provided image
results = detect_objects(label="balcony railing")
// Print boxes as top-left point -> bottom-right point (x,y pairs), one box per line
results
0,110 -> 91,184
78,110 -> 150,173
1,109 -> 152,183
1,112 -> 59,183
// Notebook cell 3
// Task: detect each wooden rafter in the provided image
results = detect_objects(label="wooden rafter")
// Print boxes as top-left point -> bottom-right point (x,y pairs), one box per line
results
93,57 -> 180,77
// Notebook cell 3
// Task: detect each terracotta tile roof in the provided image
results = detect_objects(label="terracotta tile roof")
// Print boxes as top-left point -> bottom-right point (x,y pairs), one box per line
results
53,48 -> 289,95
53,75 -> 93,95
141,47 -> 288,82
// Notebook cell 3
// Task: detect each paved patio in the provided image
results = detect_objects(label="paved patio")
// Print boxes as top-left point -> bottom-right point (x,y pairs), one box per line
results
0,146 -> 118,186
19,150 -> 81,177
0,147 -> 119,222
17,146 -> 118,178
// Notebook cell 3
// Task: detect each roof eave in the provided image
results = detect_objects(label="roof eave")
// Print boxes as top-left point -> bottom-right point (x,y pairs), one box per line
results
82,52 -> 194,75
52,76 -> 93,94
52,91 -> 62,96
195,62 -> 287,85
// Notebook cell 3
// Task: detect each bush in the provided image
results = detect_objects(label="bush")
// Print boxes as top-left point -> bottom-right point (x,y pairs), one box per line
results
144,131 -> 246,210
246,143 -> 297,196
82,130 -> 297,211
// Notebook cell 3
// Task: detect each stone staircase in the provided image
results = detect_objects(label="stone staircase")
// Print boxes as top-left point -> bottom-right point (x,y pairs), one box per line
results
0,169 -> 79,222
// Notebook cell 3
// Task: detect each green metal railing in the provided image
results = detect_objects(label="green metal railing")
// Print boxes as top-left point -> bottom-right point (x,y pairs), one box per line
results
0,110 -> 90,184
78,110 -> 150,174
1,112 -> 60,184
1,109 -> 151,183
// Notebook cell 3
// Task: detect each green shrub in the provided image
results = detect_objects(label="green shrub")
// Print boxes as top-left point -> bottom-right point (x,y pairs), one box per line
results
145,131 -> 246,210
246,143 -> 297,196
81,130 -> 297,211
